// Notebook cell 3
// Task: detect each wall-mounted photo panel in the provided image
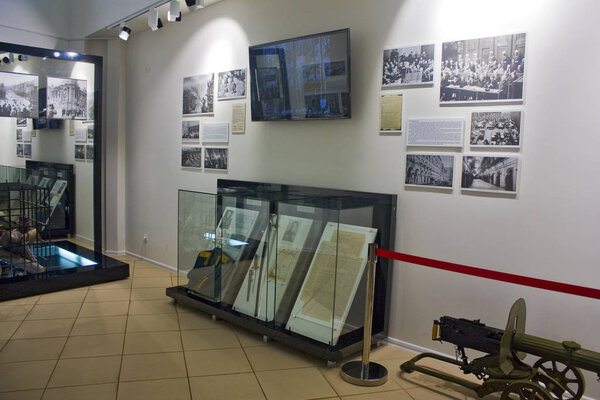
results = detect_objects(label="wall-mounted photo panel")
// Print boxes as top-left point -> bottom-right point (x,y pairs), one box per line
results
74,144 -> 85,160
75,127 -> 87,142
407,118 -> 464,147
181,146 -> 202,169
183,73 -> 214,115
405,154 -> 454,189
17,118 -> 27,127
86,144 -> 94,160
470,111 -> 521,148
382,44 -> 434,88
16,143 -> 23,157
217,68 -> 246,100
87,125 -> 94,142
182,120 -> 200,142
380,94 -> 403,133
16,128 -> 23,141
204,147 -> 228,171
47,76 -> 87,119
231,103 -> 246,133
440,33 -> 526,104
23,143 -> 32,158
22,129 -> 31,142
461,155 -> 519,194
0,71 -> 39,118
202,122 -> 229,143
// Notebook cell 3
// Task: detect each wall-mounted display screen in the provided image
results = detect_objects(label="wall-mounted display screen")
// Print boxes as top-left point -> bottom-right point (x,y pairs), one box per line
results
249,28 -> 351,121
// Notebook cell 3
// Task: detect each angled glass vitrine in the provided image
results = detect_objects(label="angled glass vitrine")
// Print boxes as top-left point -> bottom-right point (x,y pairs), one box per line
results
170,179 -> 396,361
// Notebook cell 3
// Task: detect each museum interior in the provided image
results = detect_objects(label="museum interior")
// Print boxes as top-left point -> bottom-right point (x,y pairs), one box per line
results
0,0 -> 598,399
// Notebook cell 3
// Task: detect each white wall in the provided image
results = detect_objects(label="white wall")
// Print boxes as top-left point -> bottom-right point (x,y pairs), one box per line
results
123,0 -> 600,397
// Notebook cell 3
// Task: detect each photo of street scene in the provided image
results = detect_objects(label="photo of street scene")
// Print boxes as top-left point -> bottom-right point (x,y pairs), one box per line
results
461,156 -> 518,193
0,71 -> 38,118
405,154 -> 454,189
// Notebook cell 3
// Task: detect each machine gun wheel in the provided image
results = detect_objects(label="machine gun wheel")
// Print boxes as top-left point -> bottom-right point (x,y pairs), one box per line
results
500,381 -> 552,400
533,359 -> 585,400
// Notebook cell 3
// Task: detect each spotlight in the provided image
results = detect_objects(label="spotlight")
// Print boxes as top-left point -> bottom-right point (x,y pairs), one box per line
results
18,54 -> 28,61
119,24 -> 131,41
148,8 -> 163,31
185,0 -> 204,9
2,56 -> 10,64
8,53 -> 14,63
167,0 -> 181,21
53,51 -> 60,57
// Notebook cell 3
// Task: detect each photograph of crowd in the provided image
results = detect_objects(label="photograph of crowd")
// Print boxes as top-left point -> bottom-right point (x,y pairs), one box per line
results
86,144 -> 94,160
182,120 -> 200,142
74,144 -> 85,160
0,71 -> 38,118
183,73 -> 214,115
218,68 -> 246,100
461,156 -> 518,193
405,154 -> 454,189
47,77 -> 87,119
204,147 -> 228,171
382,44 -> 434,88
470,111 -> 521,147
181,146 -> 202,169
24,143 -> 32,158
440,33 -> 526,104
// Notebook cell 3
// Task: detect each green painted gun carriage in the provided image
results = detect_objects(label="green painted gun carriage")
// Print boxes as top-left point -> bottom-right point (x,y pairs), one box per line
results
400,299 -> 600,399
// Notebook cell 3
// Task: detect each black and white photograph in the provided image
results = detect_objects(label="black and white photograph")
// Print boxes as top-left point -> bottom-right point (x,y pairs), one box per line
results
470,111 -> 521,148
23,143 -> 32,158
181,146 -> 202,169
183,73 -> 214,115
87,125 -> 94,141
0,71 -> 39,118
405,154 -> 454,189
382,44 -> 434,88
74,144 -> 85,160
204,147 -> 228,171
16,128 -> 23,141
217,68 -> 246,100
461,155 -> 519,193
16,143 -> 23,157
47,76 -> 88,119
440,33 -> 526,104
324,61 -> 346,77
86,144 -> 94,160
17,118 -> 27,127
182,120 -> 200,142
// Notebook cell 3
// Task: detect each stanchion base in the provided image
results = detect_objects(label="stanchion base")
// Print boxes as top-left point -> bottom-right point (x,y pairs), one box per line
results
340,361 -> 388,387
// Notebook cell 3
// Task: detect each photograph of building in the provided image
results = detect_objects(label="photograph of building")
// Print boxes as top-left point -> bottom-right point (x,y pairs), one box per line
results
405,154 -> 454,188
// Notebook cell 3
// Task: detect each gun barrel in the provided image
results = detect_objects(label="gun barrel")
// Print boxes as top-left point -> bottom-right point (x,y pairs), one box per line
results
513,333 -> 600,374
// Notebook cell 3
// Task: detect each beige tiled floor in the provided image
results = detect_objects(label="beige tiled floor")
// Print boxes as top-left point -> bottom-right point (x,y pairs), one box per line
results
0,258 -> 492,400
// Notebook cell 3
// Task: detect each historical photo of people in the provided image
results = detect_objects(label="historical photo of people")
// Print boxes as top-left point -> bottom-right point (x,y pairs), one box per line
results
23,143 -> 32,158
382,44 -> 434,88
217,68 -> 246,100
440,33 -> 526,104
86,144 -> 94,160
17,118 -> 27,127
183,73 -> 214,115
405,154 -> 454,189
204,147 -> 228,171
461,155 -> 519,193
16,143 -> 23,157
181,146 -> 202,169
47,77 -> 87,119
16,128 -> 23,141
470,111 -> 521,148
74,144 -> 86,160
87,126 -> 94,142
182,120 -> 200,142
0,71 -> 38,118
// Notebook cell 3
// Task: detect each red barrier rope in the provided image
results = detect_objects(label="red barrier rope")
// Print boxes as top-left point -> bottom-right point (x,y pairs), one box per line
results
376,248 -> 600,300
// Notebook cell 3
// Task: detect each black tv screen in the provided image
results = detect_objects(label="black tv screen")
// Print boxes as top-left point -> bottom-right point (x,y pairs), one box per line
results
249,28 -> 351,121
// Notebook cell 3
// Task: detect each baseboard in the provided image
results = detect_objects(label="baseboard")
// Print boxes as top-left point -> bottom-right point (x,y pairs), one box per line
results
124,250 -> 178,274
75,234 -> 93,244
103,250 -> 126,256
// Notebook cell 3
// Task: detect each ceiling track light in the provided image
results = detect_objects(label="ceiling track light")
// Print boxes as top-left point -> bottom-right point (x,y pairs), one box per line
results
119,24 -> 132,41
185,0 -> 204,9
168,0 -> 181,22
148,8 -> 164,31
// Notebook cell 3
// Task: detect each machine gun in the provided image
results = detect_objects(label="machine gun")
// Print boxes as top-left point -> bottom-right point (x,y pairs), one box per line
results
400,299 -> 600,399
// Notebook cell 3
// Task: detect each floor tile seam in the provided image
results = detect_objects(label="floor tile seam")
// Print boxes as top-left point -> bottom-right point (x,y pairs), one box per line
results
0,355 -> 61,364
176,302 -> 195,400
4,298 -> 37,343
237,332 -> 270,400
1,319 -> 23,344
114,281 -> 133,400
182,344 -> 243,353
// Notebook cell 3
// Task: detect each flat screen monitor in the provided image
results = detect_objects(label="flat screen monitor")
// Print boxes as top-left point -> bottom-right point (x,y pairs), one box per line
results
249,28 -> 351,121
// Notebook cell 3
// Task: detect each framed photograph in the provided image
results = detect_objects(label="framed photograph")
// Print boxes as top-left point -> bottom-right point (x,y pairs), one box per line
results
380,93 -> 403,133
16,129 -> 23,141
74,144 -> 85,160
382,44 -> 434,88
47,76 -> 88,119
470,111 -> 521,148
405,154 -> 454,189
75,127 -> 87,142
0,71 -> 39,118
217,68 -> 246,100
461,155 -> 519,193
182,120 -> 200,142
86,144 -> 94,160
183,73 -> 214,115
407,118 -> 464,147
181,146 -> 202,169
255,67 -> 281,101
87,125 -> 94,142
17,118 -> 27,127
16,143 -> 23,157
22,129 -> 31,142
23,143 -> 32,158
204,147 -> 228,171
440,33 -> 526,104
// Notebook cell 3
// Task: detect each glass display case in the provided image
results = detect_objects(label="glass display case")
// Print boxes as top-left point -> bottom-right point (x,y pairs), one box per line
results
168,179 -> 396,361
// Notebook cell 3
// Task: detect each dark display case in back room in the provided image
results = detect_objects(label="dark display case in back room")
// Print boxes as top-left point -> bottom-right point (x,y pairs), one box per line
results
167,179 -> 396,362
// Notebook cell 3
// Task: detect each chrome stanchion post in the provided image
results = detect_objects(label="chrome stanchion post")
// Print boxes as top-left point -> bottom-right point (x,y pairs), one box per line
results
340,243 -> 388,386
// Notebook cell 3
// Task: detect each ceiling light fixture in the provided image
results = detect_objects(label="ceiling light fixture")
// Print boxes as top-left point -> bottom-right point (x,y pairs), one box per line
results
185,0 -> 204,9
148,8 -> 163,31
167,0 -> 181,22
119,24 -> 132,41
